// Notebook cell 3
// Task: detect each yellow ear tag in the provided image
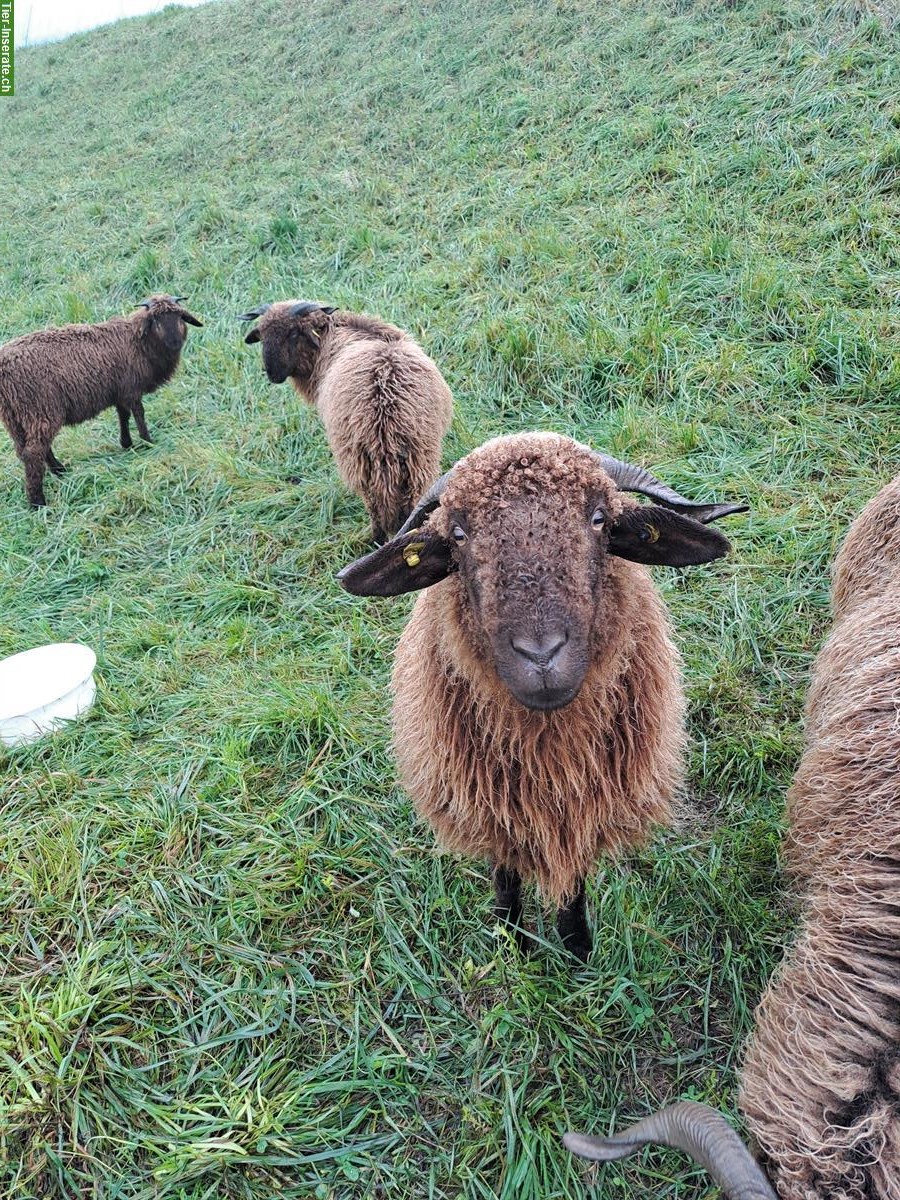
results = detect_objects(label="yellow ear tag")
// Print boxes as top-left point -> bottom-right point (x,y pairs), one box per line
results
403,541 -> 425,568
645,523 -> 660,543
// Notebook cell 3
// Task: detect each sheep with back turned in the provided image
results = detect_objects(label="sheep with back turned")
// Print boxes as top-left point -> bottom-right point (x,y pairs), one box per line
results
239,301 -> 453,543
338,432 -> 746,959
0,294 -> 202,508
564,472 -> 900,1198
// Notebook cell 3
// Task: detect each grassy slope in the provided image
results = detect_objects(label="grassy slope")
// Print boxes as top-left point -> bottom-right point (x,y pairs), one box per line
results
1,0 -> 898,1195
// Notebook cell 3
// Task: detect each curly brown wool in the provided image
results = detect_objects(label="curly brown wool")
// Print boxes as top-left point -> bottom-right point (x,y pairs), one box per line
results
739,474 -> 900,1200
831,472 -> 900,620
0,295 -> 201,508
245,303 -> 453,542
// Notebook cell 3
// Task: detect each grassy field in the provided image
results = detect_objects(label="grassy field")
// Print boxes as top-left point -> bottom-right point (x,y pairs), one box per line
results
1,0 -> 899,1195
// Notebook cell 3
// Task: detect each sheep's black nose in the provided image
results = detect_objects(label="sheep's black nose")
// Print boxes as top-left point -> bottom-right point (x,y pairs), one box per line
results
510,631 -> 568,668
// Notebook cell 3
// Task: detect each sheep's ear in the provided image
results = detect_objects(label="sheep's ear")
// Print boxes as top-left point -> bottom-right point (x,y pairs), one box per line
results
337,528 -> 456,596
608,505 -> 732,566
244,327 -> 261,345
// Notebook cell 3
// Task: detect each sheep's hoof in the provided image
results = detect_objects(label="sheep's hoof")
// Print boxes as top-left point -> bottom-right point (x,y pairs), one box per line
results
48,462 -> 67,476
562,934 -> 592,963
120,439 -> 133,450
29,497 -> 47,509
510,927 -> 533,956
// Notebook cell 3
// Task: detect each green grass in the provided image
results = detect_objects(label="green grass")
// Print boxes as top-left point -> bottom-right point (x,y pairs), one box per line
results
1,0 -> 898,1195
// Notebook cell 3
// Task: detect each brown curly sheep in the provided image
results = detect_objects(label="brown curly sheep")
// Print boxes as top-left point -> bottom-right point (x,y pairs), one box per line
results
338,432 -> 745,959
831,471 -> 900,620
240,301 -> 453,543
0,295 -> 202,508
565,472 -> 900,1198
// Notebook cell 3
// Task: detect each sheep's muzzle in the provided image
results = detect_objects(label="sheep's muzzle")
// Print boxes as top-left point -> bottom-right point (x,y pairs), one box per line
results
491,625 -> 589,710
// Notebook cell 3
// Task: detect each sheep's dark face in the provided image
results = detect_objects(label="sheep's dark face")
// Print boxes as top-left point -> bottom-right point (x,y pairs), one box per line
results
136,297 -> 202,354
243,304 -> 331,385
443,486 -> 613,710
338,433 -> 738,713
151,312 -> 188,353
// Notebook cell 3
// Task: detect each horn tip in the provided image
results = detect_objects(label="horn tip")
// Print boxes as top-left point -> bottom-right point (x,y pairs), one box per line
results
701,501 -> 750,523
562,1131 -> 627,1162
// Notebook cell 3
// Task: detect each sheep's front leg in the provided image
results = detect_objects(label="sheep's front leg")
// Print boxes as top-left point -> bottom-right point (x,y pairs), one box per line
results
493,864 -> 528,951
46,446 -> 67,476
130,399 -> 153,444
116,404 -> 133,450
556,879 -> 591,961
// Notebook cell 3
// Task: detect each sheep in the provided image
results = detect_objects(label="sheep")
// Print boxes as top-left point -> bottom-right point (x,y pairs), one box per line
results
564,473 -> 900,1198
239,300 -> 454,543
0,295 -> 202,508
337,432 -> 746,959
830,471 -> 900,620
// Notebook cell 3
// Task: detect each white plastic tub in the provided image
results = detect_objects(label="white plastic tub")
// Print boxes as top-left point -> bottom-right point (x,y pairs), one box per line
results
0,643 -> 97,748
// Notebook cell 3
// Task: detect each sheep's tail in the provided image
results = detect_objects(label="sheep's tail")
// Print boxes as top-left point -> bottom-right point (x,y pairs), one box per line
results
364,355 -> 422,537
366,448 -> 415,542
564,1101 -> 775,1200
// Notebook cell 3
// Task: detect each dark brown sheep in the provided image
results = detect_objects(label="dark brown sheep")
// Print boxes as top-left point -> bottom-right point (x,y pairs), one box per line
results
565,474 -> 900,1198
338,432 -> 745,959
239,301 -> 453,542
0,294 -> 202,508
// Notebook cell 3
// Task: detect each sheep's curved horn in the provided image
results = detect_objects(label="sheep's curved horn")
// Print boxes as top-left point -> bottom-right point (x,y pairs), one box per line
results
564,1101 -> 775,1200
396,469 -> 455,535
237,305 -> 272,321
288,301 -> 338,317
593,451 -> 747,524
136,298 -> 153,309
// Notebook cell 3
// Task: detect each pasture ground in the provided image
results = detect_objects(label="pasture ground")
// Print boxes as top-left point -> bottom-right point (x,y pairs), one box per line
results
1,0 -> 898,1195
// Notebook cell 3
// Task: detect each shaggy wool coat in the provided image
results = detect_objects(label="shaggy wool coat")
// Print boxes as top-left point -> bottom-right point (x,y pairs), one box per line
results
739,476 -> 900,1200
0,296 -> 198,506
251,306 -> 453,540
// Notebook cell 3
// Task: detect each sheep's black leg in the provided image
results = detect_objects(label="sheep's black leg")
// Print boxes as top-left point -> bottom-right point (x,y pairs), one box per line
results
116,404 -> 133,450
22,441 -> 48,507
493,865 -> 528,951
46,447 -> 67,476
130,399 -> 153,444
556,879 -> 591,961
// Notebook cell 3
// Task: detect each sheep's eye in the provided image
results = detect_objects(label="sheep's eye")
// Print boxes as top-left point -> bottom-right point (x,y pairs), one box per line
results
452,524 -> 468,545
590,508 -> 606,530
